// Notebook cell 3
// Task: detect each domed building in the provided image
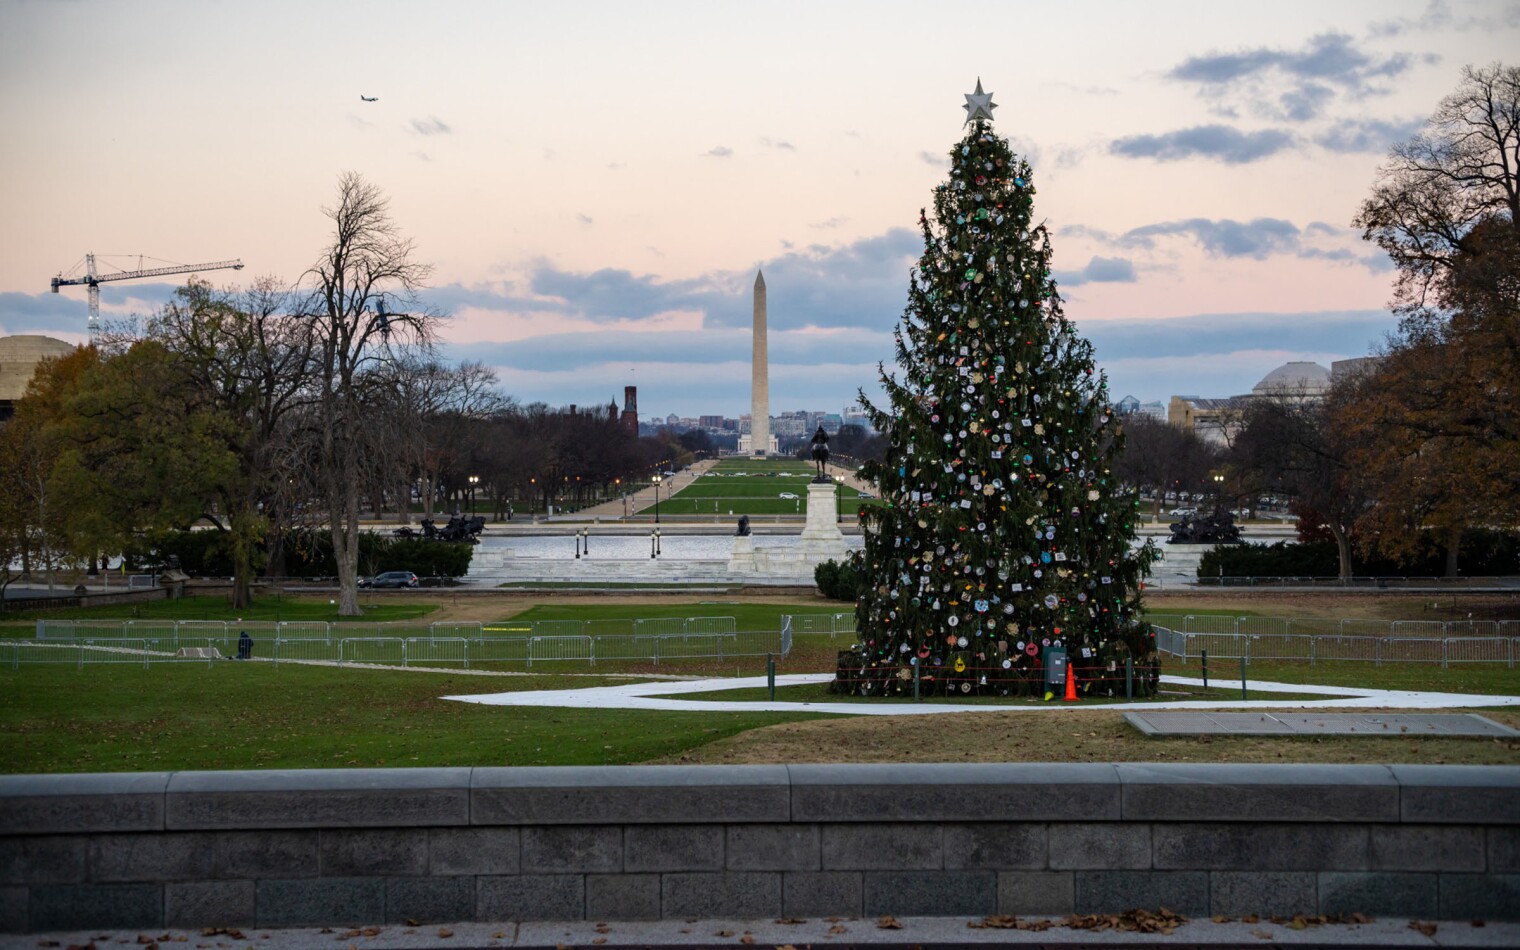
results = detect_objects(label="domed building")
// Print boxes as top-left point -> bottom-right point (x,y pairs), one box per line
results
0,335 -> 76,422
1250,360 -> 1331,399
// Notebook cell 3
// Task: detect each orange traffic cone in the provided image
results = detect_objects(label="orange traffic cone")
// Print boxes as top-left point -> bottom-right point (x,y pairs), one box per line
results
1064,664 -> 1079,702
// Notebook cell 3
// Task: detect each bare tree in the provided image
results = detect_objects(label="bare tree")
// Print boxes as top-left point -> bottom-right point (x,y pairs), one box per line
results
299,173 -> 443,615
1354,63 -> 1519,313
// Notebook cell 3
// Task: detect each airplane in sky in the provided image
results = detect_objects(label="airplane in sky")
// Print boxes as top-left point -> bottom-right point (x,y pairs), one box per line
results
360,95 -> 378,102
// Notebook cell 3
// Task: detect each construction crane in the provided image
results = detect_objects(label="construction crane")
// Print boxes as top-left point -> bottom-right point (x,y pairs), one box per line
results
51,253 -> 244,340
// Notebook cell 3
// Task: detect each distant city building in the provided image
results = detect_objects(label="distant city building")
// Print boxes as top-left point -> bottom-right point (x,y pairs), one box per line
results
620,386 -> 639,436
1114,395 -> 1166,421
1168,361 -> 1336,445
0,334 -> 74,423
698,414 -> 725,429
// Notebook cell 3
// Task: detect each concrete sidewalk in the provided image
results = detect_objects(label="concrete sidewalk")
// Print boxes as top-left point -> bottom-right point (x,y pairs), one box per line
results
8,915 -> 1517,949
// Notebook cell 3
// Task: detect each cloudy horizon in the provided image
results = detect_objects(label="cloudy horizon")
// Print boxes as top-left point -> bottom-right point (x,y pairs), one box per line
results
3,0 -> 1515,417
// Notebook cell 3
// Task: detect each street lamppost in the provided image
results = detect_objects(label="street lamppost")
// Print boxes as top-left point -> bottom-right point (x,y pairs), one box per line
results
652,474 -> 662,525
468,475 -> 479,516
1212,473 -> 1225,514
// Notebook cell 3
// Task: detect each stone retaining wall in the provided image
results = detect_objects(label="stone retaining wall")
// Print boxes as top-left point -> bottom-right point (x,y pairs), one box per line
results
2,764 -> 1517,932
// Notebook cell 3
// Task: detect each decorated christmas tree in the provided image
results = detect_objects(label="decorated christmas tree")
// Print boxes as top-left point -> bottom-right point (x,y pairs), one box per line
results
844,81 -> 1158,699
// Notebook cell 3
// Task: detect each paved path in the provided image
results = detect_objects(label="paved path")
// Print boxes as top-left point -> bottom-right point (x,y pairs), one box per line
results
444,672 -> 1520,715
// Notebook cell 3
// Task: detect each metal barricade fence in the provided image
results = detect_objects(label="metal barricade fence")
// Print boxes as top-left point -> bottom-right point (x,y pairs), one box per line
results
1381,637 -> 1444,664
280,621 -> 331,641
1286,617 -> 1341,636
1181,615 -> 1236,635
633,618 -> 684,637
832,613 -> 857,636
1312,636 -> 1381,663
586,619 -> 635,638
39,620 -> 124,639
529,636 -> 594,666
339,638 -> 405,665
468,637 -> 530,663
1338,619 -> 1392,637
430,621 -> 483,638
1443,637 -> 1514,667
405,637 -> 469,668
1392,621 -> 1447,638
534,620 -> 586,639
785,614 -> 836,637
273,638 -> 340,664
687,616 -> 737,636
178,621 -> 229,640
1445,621 -> 1500,638
1236,617 -> 1290,636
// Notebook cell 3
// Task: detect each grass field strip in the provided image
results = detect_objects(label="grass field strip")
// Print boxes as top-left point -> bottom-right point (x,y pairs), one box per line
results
444,672 -> 1520,716
2,628 -> 786,669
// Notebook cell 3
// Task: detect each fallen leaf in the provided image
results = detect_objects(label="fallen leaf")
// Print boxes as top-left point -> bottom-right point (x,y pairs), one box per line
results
826,925 -> 847,935
592,940 -> 606,946
1252,929 -> 1274,940
740,937 -> 755,946
876,916 -> 903,930
714,931 -> 734,938
405,920 -> 418,928
1409,921 -> 1437,937
773,918 -> 807,925
436,928 -> 453,939
1213,915 -> 1234,923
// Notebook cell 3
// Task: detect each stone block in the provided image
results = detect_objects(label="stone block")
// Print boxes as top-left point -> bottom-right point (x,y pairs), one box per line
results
30,882 -> 163,930
1209,871 -> 1318,917
1075,871 -> 1209,916
214,830 -> 318,879
429,827 -> 520,875
1049,823 -> 1148,870
1438,873 -> 1520,921
0,885 -> 27,933
1392,766 -> 1520,824
586,873 -> 661,920
624,824 -> 722,872
477,874 -> 585,921
88,831 -> 215,882
727,824 -> 819,871
821,823 -> 941,870
164,880 -> 255,928
385,877 -> 474,924
471,765 -> 790,825
1153,823 -> 1367,870
862,870 -> 996,916
998,871 -> 1073,916
1370,825 -> 1484,872
319,828 -> 428,876
782,871 -> 861,917
944,823 -> 1045,870
0,836 -> 85,884
1117,764 -> 1398,822
521,826 -> 621,873
0,773 -> 170,834
791,763 -> 1119,822
256,877 -> 385,927
167,768 -> 471,830
1318,871 -> 1437,917
1490,827 -> 1520,872
661,872 -> 781,918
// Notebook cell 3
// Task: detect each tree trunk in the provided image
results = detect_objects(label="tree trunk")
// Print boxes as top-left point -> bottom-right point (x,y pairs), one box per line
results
1445,525 -> 1461,578
227,507 -> 257,610
1328,522 -> 1354,581
332,490 -> 362,616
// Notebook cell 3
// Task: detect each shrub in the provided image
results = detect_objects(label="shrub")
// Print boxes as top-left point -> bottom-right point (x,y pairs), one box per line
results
130,528 -> 473,579
815,551 -> 866,601
1198,529 -> 1520,578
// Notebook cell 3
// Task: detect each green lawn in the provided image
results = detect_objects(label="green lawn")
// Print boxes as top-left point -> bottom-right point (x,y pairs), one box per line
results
650,681 -> 1335,705
0,663 -> 829,774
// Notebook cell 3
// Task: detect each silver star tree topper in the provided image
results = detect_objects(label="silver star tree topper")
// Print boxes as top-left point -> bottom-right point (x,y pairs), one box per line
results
963,78 -> 997,125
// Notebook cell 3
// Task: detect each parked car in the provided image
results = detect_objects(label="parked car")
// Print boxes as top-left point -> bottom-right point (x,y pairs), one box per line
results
857,491 -> 875,499
1168,507 -> 1197,517
778,492 -> 799,500
359,571 -> 419,589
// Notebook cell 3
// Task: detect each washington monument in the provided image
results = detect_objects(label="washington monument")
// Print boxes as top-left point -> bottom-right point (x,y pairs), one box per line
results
750,269 -> 771,457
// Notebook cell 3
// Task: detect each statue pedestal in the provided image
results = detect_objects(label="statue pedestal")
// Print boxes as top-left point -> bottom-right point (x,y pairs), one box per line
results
728,535 -> 758,572
799,481 -> 848,560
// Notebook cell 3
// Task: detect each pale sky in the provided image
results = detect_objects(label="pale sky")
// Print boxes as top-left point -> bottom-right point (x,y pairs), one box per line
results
2,0 -> 1516,418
